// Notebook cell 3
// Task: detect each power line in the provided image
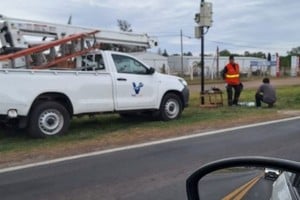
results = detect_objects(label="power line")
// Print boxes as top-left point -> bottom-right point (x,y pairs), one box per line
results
149,31 -> 295,52
207,40 -> 292,51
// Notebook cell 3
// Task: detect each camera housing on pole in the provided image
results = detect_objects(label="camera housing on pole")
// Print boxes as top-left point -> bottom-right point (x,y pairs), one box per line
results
194,2 -> 213,38
200,2 -> 213,27
194,1 -> 213,105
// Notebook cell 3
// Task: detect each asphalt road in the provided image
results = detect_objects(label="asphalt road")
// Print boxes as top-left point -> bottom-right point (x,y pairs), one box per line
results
198,169 -> 272,199
0,118 -> 300,200
244,178 -> 273,200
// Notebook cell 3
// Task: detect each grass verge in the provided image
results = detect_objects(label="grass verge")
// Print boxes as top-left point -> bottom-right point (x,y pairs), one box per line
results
0,85 -> 300,167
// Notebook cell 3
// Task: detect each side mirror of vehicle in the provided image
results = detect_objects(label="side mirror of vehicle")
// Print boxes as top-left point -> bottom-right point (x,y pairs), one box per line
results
148,67 -> 155,75
186,157 -> 300,200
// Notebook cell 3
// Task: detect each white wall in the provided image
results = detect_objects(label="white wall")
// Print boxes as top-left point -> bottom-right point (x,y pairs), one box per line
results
168,55 -> 269,78
130,52 -> 170,74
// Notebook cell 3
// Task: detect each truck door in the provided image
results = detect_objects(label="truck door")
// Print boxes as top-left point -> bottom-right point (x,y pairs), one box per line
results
111,54 -> 158,110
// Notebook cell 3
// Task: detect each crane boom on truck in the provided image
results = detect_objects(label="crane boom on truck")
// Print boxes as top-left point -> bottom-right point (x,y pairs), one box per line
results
0,14 -> 158,69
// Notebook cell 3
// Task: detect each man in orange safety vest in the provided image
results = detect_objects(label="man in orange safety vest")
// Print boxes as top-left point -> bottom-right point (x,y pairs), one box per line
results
222,55 -> 243,106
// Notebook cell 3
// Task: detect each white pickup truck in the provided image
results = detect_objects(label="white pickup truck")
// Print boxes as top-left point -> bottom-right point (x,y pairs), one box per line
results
0,50 -> 189,138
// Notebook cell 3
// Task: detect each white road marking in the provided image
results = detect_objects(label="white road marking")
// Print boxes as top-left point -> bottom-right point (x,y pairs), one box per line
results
1,116 -> 300,174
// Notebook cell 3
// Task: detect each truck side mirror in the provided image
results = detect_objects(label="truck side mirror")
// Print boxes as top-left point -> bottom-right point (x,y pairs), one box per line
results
186,157 -> 300,200
148,67 -> 155,74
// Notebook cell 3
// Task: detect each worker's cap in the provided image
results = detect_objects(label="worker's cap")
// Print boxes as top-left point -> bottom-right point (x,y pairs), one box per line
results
229,55 -> 234,60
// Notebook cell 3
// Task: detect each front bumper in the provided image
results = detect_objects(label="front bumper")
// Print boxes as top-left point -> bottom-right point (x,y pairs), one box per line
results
0,115 -> 8,123
0,115 -> 28,129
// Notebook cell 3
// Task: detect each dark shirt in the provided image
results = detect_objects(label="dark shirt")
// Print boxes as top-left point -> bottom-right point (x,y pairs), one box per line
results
257,83 -> 276,103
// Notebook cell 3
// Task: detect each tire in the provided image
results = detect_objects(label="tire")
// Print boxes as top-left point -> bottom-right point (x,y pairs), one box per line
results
28,101 -> 70,138
159,93 -> 183,121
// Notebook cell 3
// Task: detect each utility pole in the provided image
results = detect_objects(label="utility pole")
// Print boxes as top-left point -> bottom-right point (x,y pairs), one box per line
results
200,19 -> 205,104
180,29 -> 184,76
194,0 -> 213,105
216,46 -> 219,78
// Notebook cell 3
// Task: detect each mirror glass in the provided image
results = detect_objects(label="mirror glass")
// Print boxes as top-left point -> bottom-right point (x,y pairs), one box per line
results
198,167 -> 300,200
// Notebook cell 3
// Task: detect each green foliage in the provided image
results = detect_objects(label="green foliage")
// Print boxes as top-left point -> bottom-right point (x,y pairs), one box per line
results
280,55 -> 291,68
276,86 -> 300,108
162,49 -> 169,57
160,64 -> 167,74
287,46 -> 300,55
243,51 -> 266,58
219,49 -> 231,56
157,48 -> 162,55
240,86 -> 300,109
183,52 -> 193,56
117,19 -> 132,32
221,50 -> 268,58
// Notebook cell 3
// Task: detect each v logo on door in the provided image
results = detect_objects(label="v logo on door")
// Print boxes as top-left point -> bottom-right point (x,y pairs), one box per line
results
132,82 -> 144,95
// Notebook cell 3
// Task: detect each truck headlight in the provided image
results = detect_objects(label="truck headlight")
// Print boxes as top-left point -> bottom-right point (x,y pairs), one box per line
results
7,109 -> 18,118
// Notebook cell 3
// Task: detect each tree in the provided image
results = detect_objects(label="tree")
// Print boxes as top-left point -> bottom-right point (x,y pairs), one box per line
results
287,46 -> 300,55
161,64 -> 167,74
243,51 -> 266,58
256,52 -> 266,58
162,49 -> 169,57
219,49 -> 231,56
267,53 -> 271,61
117,19 -> 132,32
280,55 -> 291,69
244,51 -> 250,57
157,48 -> 162,55
183,51 -> 193,56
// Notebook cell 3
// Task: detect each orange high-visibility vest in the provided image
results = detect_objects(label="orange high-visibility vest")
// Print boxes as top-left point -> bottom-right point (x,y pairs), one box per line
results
225,63 -> 240,85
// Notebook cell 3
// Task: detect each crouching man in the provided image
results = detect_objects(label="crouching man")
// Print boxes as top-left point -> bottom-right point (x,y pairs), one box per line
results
255,77 -> 276,108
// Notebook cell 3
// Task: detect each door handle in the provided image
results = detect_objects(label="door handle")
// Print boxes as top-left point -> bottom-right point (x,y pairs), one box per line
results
117,78 -> 127,81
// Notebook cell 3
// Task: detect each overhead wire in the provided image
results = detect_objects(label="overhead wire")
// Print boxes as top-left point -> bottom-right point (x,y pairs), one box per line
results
150,31 -> 292,52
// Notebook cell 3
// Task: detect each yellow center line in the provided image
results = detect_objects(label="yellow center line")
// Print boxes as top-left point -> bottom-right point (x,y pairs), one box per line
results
222,174 -> 263,200
233,175 -> 262,200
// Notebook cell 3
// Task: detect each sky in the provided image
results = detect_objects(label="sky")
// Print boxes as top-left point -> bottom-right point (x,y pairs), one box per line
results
1,0 -> 300,56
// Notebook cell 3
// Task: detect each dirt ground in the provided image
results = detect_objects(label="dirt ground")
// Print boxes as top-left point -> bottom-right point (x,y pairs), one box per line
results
0,77 -> 299,169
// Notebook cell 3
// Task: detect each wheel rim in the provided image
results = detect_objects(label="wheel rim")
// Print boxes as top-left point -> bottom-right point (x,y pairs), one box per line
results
164,98 -> 180,119
38,109 -> 64,136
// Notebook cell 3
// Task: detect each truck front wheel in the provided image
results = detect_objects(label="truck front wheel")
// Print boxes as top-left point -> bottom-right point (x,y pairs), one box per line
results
28,101 -> 70,138
159,93 -> 183,121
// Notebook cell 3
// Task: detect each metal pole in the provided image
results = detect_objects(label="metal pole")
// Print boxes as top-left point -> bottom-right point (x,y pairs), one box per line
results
200,0 -> 205,105
180,29 -> 184,76
200,26 -> 205,104
216,46 -> 219,78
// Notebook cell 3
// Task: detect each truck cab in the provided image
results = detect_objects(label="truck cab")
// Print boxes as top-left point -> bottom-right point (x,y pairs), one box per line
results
79,50 -> 189,111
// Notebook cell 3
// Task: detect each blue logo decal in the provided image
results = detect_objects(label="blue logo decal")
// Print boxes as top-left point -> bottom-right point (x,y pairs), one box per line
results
132,82 -> 144,95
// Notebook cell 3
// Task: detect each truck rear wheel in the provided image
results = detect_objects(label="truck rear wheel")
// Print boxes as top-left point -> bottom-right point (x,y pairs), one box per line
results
159,93 -> 182,121
28,101 -> 70,138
